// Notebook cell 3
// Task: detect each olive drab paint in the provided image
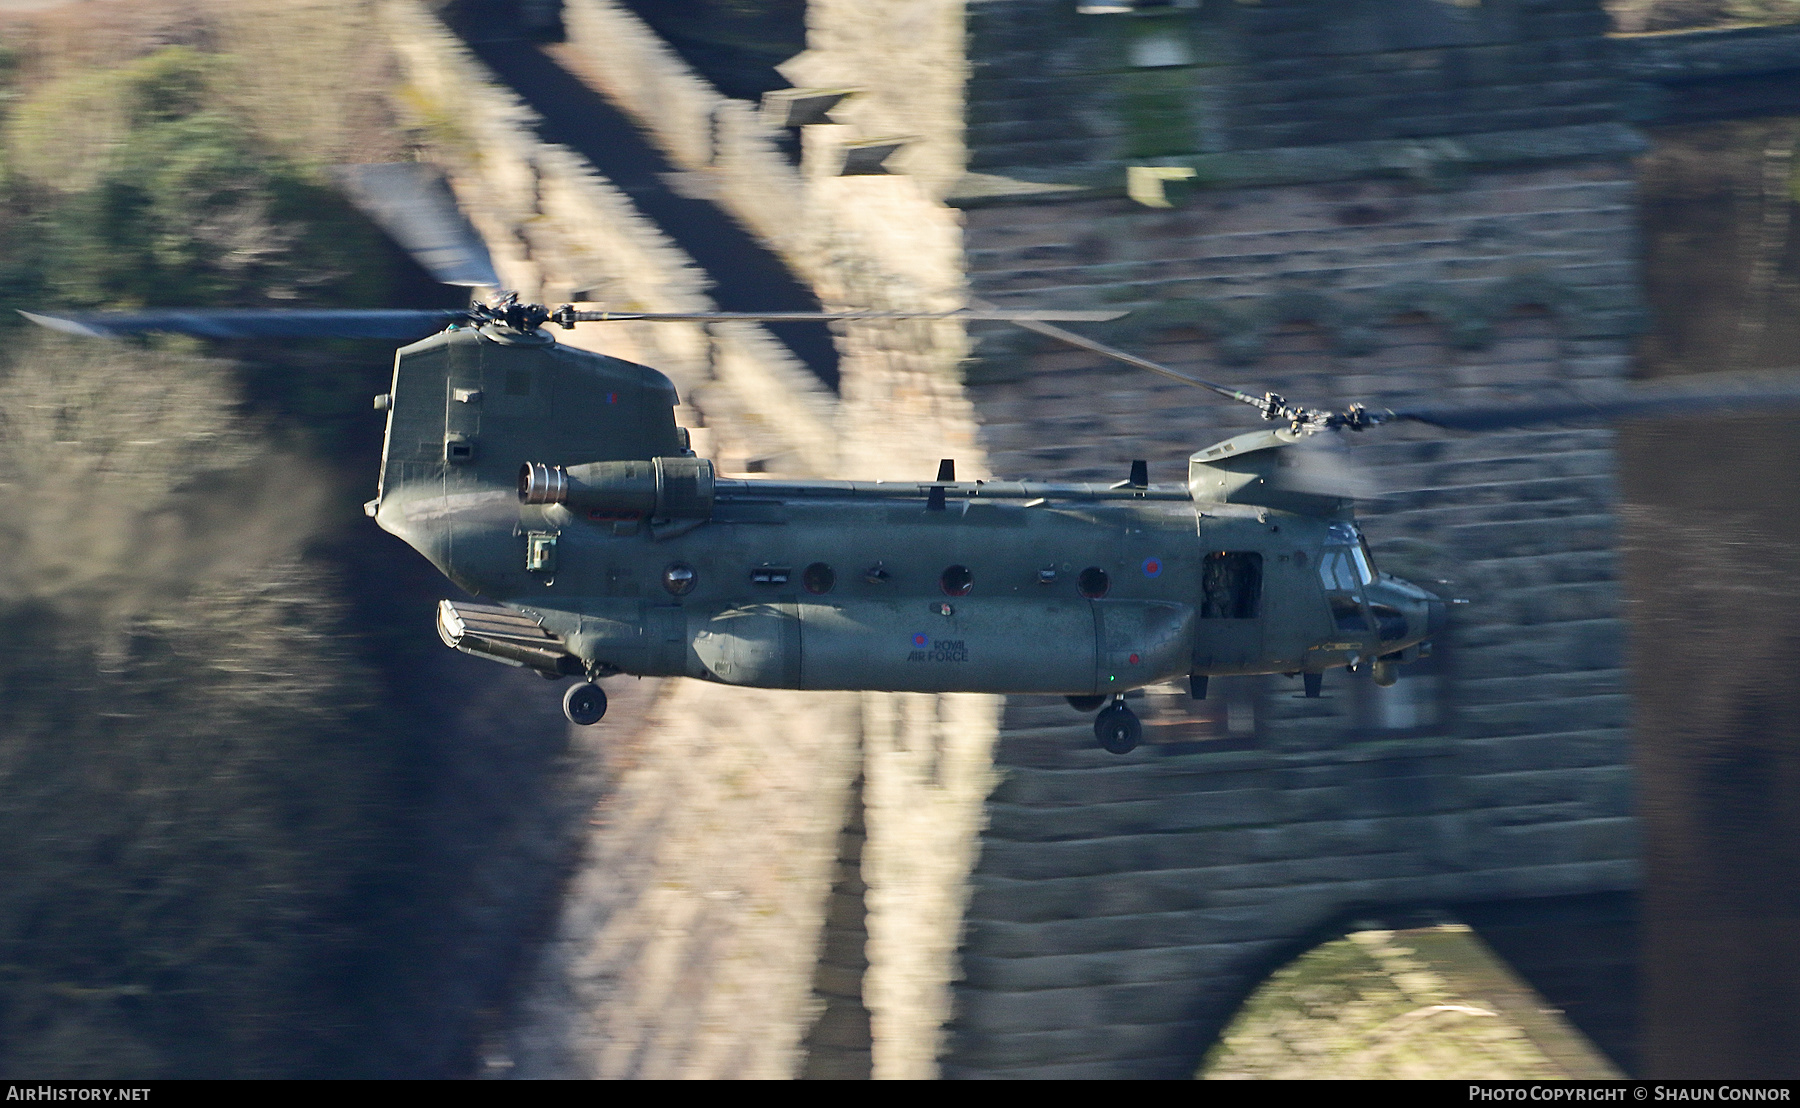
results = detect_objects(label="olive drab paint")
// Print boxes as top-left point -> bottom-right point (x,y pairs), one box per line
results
376,327 -> 1445,735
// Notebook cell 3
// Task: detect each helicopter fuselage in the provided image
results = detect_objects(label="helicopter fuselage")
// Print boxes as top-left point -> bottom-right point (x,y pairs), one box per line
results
369,326 -> 1443,703
384,468 -> 1442,696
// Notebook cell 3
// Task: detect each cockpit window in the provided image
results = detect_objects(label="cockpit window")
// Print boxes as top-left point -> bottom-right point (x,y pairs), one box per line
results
1319,551 -> 1359,592
1320,522 -> 1375,590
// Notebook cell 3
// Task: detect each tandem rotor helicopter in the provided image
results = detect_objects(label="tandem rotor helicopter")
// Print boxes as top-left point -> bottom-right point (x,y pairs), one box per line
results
26,165 -> 1800,755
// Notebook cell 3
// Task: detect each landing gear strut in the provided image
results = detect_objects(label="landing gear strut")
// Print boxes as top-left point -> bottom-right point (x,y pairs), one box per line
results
563,681 -> 607,726
1093,698 -> 1141,755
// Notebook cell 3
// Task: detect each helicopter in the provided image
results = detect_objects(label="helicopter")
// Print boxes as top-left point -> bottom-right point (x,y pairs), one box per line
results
29,168 -> 1800,755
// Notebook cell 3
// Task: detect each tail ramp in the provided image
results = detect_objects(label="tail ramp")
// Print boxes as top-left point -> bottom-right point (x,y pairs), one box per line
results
437,599 -> 582,677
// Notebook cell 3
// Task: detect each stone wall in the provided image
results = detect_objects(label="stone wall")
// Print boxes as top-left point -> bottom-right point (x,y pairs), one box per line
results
963,0 -> 1621,159
956,0 -> 1640,201
552,1 -> 812,272
937,0 -> 1643,1079
554,0 -> 967,285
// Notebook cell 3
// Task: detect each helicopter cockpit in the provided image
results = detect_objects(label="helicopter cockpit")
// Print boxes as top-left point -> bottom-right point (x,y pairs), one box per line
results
1319,522 -> 1375,591
1319,522 -> 1383,634
1310,519 -> 1446,685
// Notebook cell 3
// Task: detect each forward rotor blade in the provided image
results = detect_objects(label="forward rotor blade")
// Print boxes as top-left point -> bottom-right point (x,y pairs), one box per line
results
1000,315 -> 1273,409
567,308 -> 1127,323
1392,372 -> 1800,431
20,309 -> 470,340
327,164 -> 501,288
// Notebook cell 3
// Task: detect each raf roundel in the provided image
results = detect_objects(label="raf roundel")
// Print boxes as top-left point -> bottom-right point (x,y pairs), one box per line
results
912,633 -> 929,649
1142,556 -> 1163,579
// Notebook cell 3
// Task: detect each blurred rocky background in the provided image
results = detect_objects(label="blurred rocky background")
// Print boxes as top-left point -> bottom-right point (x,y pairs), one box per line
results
0,1 -> 602,1078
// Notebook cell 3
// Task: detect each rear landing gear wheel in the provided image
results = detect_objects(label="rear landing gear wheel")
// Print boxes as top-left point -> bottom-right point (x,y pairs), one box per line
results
1066,695 -> 1106,713
1093,701 -> 1141,755
563,682 -> 607,726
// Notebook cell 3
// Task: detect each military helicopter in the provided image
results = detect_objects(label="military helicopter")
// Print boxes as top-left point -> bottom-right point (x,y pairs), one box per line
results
29,166 -> 1800,754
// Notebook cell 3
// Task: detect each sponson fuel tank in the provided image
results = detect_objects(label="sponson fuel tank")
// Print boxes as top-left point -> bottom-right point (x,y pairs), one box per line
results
687,598 -> 1194,695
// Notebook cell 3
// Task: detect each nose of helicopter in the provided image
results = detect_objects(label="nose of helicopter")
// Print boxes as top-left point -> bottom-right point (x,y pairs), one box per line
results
1423,595 -> 1449,642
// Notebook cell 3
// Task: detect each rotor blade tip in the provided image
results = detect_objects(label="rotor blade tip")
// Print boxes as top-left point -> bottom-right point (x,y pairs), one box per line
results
18,311 -> 109,338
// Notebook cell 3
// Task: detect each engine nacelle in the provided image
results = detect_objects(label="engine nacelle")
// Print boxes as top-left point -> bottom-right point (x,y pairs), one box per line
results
518,457 -> 715,519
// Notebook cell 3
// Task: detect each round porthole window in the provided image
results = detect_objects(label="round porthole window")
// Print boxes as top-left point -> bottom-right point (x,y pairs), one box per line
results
662,562 -> 697,596
1078,566 -> 1110,599
940,564 -> 973,597
803,562 -> 836,595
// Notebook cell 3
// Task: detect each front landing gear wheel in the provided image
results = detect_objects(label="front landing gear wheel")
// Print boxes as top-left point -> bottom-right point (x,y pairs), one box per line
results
1093,702 -> 1141,755
563,682 -> 607,726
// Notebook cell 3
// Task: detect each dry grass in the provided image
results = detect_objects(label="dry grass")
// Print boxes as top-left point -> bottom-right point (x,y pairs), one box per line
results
0,6 -> 591,1077
1,0 -> 410,171
0,335 -> 382,1077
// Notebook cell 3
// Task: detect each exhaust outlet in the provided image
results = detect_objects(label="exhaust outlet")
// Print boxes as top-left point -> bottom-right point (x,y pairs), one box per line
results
518,461 -> 568,505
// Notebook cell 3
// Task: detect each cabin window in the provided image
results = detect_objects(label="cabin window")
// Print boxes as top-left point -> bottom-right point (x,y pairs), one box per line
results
1201,552 -> 1261,619
941,564 -> 973,597
662,562 -> 697,596
803,562 -> 835,595
1077,566 -> 1110,599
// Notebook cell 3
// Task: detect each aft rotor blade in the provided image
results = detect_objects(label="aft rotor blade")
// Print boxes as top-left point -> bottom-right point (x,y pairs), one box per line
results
20,309 -> 471,340
327,163 -> 501,288
567,308 -> 1127,323
1392,372 -> 1800,431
